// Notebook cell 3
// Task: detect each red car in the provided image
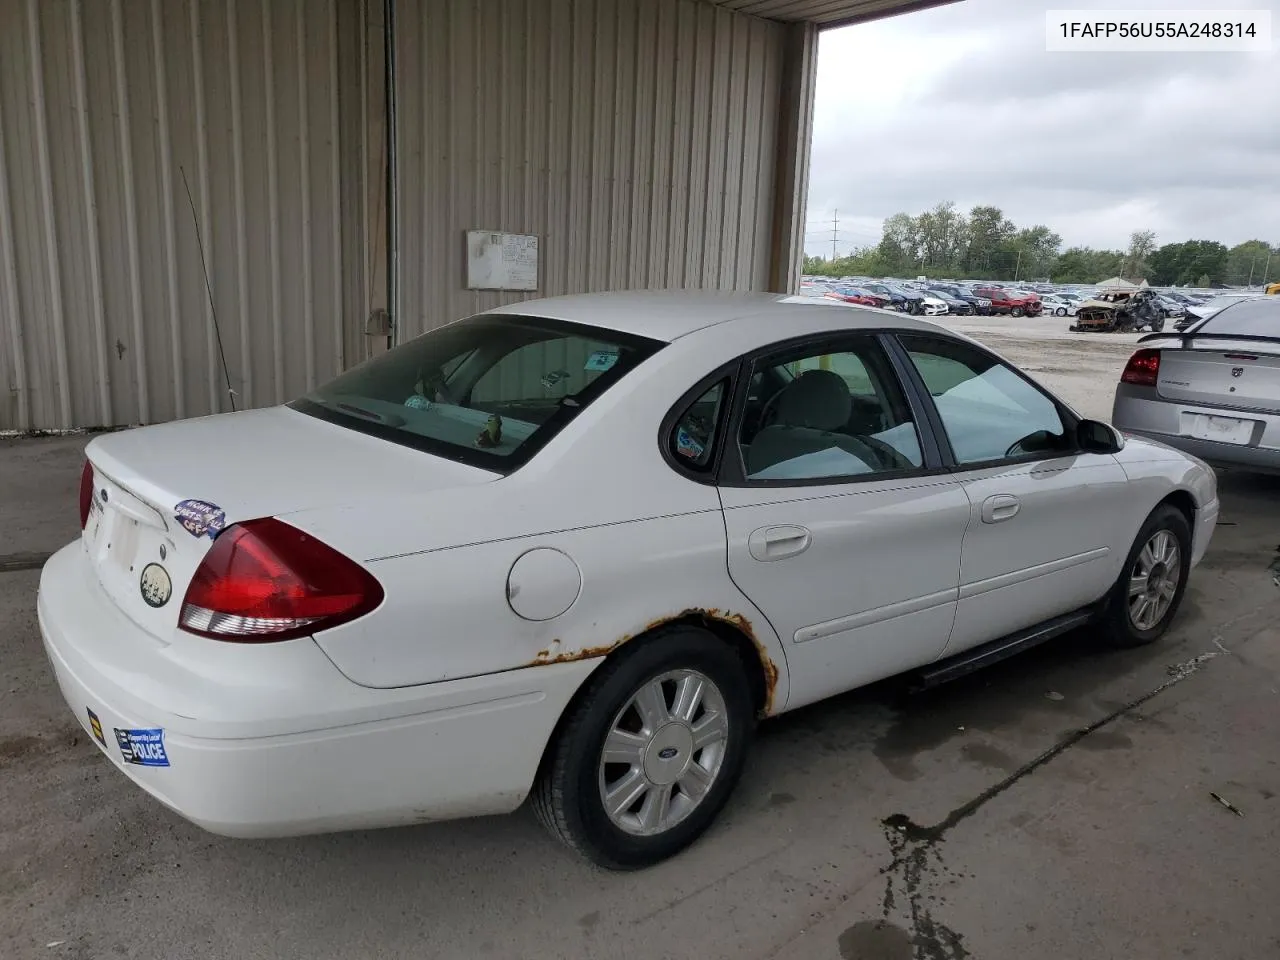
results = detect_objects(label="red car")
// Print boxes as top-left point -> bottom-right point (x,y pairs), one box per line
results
825,286 -> 890,308
973,287 -> 1042,317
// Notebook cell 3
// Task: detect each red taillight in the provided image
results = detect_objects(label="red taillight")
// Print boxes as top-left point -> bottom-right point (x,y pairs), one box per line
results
79,461 -> 94,530
1121,349 -> 1161,386
179,518 -> 384,642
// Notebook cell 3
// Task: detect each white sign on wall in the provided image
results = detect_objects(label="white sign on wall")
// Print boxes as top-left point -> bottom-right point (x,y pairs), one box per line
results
466,230 -> 539,291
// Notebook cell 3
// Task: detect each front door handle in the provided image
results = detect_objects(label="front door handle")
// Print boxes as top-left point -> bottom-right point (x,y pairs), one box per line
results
748,524 -> 812,561
981,494 -> 1021,524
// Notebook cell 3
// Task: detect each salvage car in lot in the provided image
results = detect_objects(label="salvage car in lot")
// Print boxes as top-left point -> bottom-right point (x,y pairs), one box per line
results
40,293 -> 1217,869
973,286 -> 1042,317
1113,296 -> 1280,473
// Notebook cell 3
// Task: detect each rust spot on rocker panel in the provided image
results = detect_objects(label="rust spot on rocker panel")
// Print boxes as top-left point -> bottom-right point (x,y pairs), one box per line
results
527,607 -> 780,717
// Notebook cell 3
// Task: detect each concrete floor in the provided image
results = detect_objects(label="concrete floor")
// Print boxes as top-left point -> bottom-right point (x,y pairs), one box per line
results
2,322 -> 1278,960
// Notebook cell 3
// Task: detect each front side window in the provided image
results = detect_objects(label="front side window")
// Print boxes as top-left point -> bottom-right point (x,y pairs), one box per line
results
900,335 -> 1071,465
736,340 -> 923,482
291,316 -> 662,471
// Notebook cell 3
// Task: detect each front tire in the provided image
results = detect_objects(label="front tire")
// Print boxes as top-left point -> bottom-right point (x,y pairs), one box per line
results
1100,505 -> 1192,648
1056,307 -> 1067,316
1011,306 -> 1025,318
532,626 -> 754,869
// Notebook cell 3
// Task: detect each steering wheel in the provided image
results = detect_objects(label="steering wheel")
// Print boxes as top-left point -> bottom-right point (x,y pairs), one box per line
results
858,434 -> 916,471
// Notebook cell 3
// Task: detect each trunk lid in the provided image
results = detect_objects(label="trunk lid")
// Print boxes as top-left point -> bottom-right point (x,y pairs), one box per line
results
1156,340 -> 1280,412
82,406 -> 497,640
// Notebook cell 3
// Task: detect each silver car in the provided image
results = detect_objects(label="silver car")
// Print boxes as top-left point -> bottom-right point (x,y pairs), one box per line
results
1113,297 -> 1280,473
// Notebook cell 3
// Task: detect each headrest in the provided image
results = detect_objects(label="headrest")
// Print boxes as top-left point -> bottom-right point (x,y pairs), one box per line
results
775,369 -> 851,432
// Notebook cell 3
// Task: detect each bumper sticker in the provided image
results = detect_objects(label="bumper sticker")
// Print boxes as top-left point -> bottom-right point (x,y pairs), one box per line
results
114,727 -> 170,767
86,708 -> 106,748
174,499 -> 226,539
139,563 -> 173,608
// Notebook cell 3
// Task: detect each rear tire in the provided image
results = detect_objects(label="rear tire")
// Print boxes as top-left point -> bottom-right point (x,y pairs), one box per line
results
532,626 -> 754,869
1100,505 -> 1192,648
1056,307 -> 1067,316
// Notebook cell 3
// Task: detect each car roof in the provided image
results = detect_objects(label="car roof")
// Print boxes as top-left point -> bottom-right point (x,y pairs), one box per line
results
481,290 -> 943,342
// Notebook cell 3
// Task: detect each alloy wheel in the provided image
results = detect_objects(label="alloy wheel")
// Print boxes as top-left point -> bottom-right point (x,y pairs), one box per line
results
597,670 -> 729,837
1128,530 -> 1182,631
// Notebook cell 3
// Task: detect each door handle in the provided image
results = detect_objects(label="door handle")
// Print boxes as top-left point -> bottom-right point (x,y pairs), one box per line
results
748,525 -> 812,561
981,494 -> 1020,524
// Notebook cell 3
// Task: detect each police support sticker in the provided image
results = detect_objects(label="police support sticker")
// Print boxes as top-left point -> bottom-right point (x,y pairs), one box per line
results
174,499 -> 226,539
139,563 -> 172,608
114,727 -> 170,767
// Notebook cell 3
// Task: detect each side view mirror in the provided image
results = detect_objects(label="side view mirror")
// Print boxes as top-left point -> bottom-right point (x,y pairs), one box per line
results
1077,418 -> 1124,454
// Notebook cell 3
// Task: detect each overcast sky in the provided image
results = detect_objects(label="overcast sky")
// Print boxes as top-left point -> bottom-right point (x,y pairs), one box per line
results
805,0 -> 1280,256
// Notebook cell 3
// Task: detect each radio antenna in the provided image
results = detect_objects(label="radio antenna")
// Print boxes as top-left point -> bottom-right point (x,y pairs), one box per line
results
179,166 -> 237,412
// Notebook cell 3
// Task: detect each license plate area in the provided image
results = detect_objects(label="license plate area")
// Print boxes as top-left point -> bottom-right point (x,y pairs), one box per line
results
1181,412 -> 1256,446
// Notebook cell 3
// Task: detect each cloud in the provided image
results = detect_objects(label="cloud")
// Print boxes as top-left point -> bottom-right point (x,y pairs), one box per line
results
805,0 -> 1280,254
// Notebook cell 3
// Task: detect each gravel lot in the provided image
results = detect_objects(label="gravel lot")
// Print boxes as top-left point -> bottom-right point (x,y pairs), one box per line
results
2,321 -> 1277,960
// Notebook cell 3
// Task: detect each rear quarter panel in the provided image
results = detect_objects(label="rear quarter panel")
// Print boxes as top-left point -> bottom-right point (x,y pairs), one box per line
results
310,511 -> 789,713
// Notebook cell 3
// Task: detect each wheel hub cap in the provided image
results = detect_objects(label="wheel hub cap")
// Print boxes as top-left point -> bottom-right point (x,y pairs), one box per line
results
643,723 -> 694,784
1128,530 -> 1181,631
597,669 -> 730,837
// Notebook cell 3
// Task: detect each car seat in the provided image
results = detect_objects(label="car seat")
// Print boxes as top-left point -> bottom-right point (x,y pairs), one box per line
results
746,369 -> 876,475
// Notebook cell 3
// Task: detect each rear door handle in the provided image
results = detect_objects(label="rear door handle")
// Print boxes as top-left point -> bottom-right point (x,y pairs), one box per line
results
748,524 -> 812,561
981,494 -> 1021,524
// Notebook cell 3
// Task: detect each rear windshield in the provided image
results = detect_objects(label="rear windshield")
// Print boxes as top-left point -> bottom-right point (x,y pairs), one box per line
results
291,316 -> 663,472
1199,298 -> 1279,338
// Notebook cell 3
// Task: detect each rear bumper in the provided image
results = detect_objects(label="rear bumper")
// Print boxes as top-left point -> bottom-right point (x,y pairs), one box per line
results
1112,383 -> 1280,474
38,543 -> 597,837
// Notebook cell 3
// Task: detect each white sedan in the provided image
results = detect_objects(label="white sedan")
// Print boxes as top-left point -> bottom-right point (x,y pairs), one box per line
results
1039,294 -> 1080,317
40,293 -> 1218,868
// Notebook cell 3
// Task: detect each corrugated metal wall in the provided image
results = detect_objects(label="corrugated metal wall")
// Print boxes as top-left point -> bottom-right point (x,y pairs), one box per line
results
0,0 -> 368,430
393,0 -> 787,341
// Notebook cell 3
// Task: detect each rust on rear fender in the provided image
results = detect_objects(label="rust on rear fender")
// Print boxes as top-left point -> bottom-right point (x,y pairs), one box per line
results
527,607 -> 780,717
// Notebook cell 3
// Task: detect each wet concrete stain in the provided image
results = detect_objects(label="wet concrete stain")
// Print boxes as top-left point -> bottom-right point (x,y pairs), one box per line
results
869,630 -> 1169,782
875,649 -> 1227,960
1073,729 -> 1133,752
959,742 -> 1017,771
0,735 -> 42,764
576,911 -> 599,930
768,791 -> 796,808
0,551 -> 52,574
838,919 -> 914,959
880,822 -> 969,959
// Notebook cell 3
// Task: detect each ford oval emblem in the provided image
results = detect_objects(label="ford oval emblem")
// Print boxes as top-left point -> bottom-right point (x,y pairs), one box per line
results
657,746 -> 679,760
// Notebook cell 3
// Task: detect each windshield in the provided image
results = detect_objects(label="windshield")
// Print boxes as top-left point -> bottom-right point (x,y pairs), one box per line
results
291,316 -> 663,472
1198,298 -> 1279,337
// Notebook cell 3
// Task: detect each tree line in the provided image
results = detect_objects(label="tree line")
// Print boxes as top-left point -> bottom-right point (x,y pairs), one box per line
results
803,202 -> 1278,288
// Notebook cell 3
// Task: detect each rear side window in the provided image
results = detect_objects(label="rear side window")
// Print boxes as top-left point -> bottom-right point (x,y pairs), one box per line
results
737,339 -> 923,482
291,316 -> 663,472
669,380 -> 729,471
1199,298 -> 1279,337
